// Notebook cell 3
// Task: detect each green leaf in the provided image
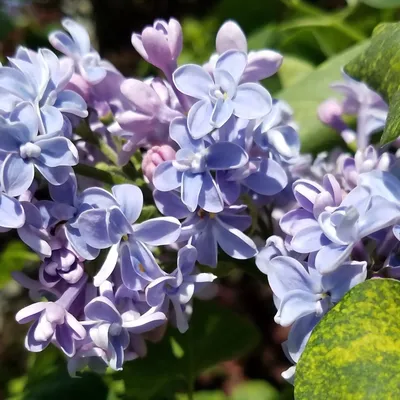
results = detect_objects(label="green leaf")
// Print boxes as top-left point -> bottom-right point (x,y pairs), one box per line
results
232,380 -> 279,400
121,301 -> 260,399
22,371 -> 109,400
295,279 -> 400,399
360,0 -> 400,8
176,391 -> 227,400
8,348 -> 109,400
277,40 -> 369,153
0,241 -> 39,288
345,22 -> 400,144
278,55 -> 314,88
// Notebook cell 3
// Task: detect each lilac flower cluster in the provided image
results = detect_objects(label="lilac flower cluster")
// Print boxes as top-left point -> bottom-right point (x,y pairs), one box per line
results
0,17 -> 298,374
4,14 -> 398,382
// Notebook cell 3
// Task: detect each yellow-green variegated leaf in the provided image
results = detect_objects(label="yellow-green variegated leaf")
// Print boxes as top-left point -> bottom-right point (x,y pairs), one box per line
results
295,279 -> 400,399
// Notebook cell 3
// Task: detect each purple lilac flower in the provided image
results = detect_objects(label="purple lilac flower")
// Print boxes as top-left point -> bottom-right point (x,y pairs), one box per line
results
76,184 -> 181,286
49,18 -> 112,85
337,145 -> 394,191
0,46 -> 88,134
0,103 -> 79,196
154,190 -> 257,267
40,172 -> 119,260
16,277 -> 87,356
39,226 -> 84,288
0,192 -> 25,229
83,282 -> 166,370
131,19 -> 183,77
117,78 -> 182,163
281,172 -> 400,273
153,117 -> 248,212
209,20 -> 283,83
145,245 -> 216,332
318,71 -> 388,150
173,50 -> 272,138
253,100 -> 300,162
216,157 -> 288,205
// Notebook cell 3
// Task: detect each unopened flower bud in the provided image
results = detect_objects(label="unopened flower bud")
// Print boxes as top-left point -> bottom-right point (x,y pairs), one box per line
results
142,145 -> 176,184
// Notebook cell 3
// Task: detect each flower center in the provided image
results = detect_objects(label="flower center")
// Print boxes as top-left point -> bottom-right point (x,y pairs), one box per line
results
209,85 -> 229,102
20,142 -> 41,159
190,152 -> 207,173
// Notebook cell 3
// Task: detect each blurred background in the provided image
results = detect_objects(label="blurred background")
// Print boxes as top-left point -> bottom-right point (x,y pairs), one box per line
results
0,0 -> 399,399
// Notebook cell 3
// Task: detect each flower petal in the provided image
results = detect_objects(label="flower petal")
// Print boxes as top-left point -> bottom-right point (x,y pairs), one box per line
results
85,296 -> 122,324
216,50 -> 247,84
182,171 -> 203,212
206,142 -> 248,170
93,243 -> 121,287
112,184 -> 143,224
153,161 -> 183,191
232,82 -> 272,119
187,99 -> 214,139
133,217 -> 181,246
37,137 -> 78,167
198,171 -> 224,213
0,194 -> 25,229
1,154 -> 34,197
173,64 -> 213,99
213,218 -> 257,260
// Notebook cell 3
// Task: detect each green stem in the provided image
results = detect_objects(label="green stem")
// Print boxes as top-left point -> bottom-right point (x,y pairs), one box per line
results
186,328 -> 195,400
73,164 -> 127,185
281,0 -> 366,42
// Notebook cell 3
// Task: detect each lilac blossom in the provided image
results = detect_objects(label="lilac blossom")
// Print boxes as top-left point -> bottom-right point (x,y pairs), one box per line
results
83,282 -> 166,370
117,78 -> 182,163
16,277 -> 87,356
131,19 -> 183,76
319,71 -> 388,149
209,20 -> 283,83
145,245 -> 217,332
153,117 -> 248,212
337,145 -> 394,191
253,100 -> 300,162
0,46 -> 87,134
40,172 -> 119,260
281,172 -> 400,273
216,157 -> 288,205
0,102 -> 79,196
76,184 -> 181,286
173,50 -> 272,138
39,228 -> 84,288
0,192 -> 25,229
49,18 -> 112,85
154,190 -> 257,267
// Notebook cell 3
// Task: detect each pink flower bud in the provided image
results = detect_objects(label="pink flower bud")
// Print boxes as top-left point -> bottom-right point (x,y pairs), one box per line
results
142,145 -> 176,184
